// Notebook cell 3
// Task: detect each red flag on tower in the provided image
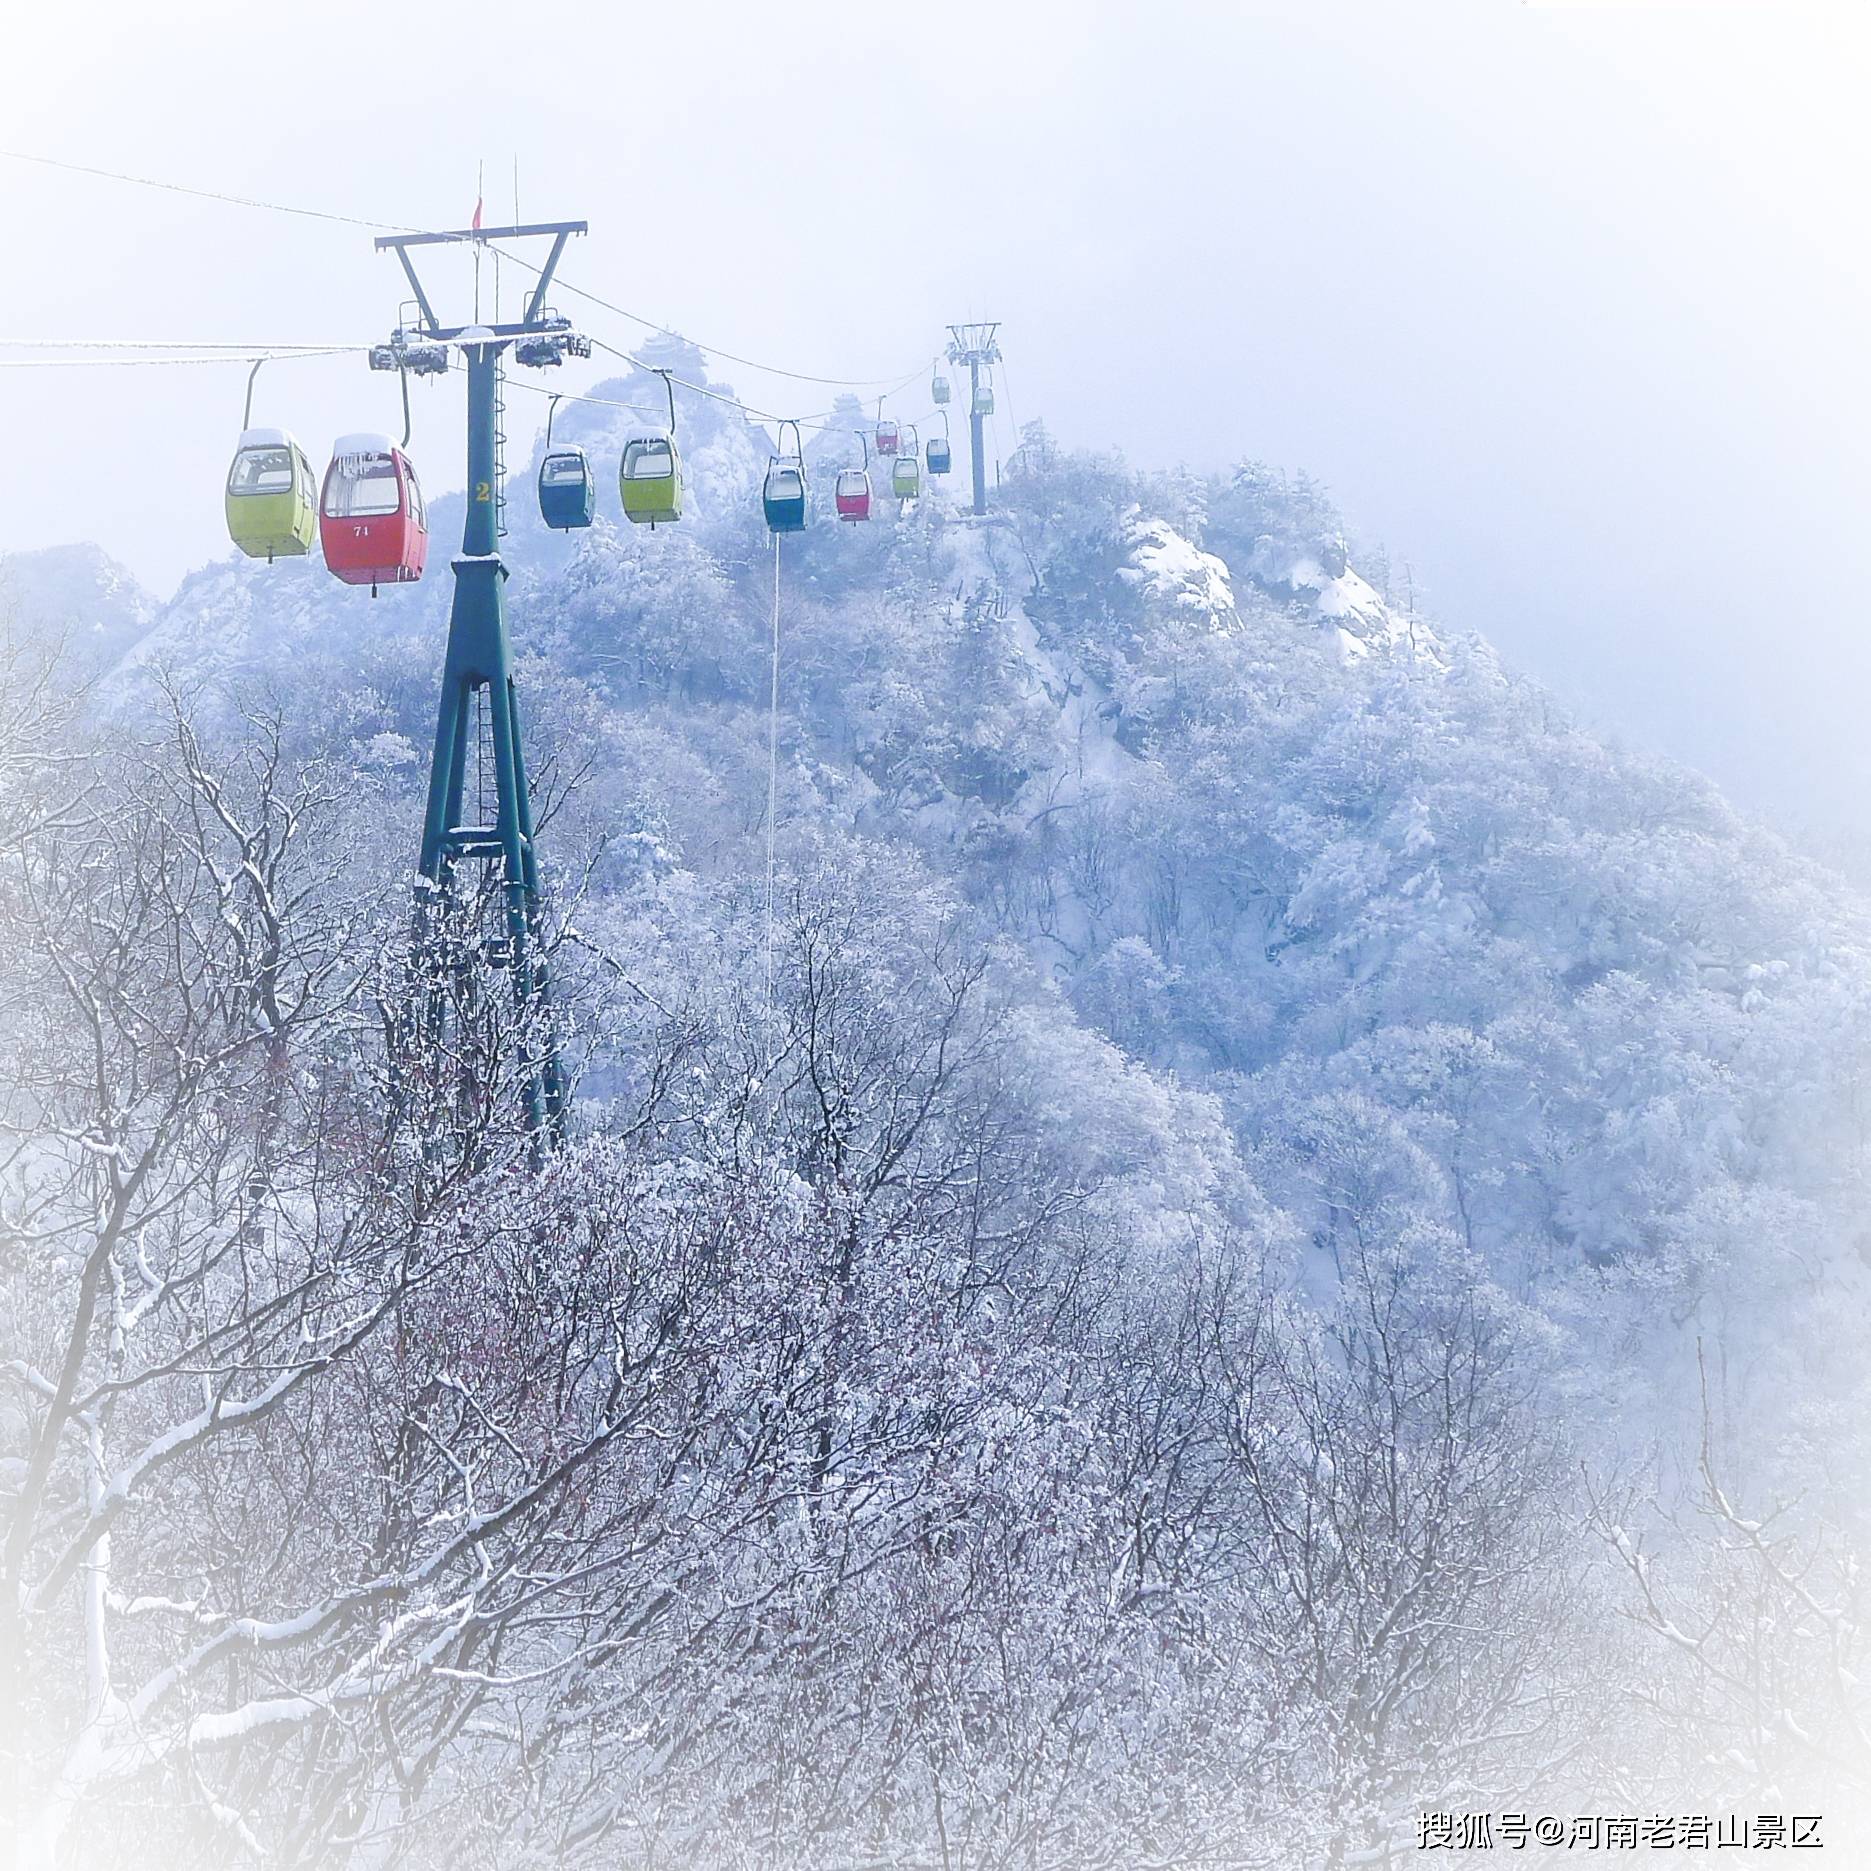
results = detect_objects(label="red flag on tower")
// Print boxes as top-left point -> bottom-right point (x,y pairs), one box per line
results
471,195 -> 483,234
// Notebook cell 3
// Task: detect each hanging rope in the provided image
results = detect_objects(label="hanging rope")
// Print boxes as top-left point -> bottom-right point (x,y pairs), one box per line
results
764,531 -> 782,1013
999,356 -> 1023,462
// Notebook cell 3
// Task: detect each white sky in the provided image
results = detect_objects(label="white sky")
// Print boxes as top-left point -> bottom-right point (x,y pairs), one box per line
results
4,0 -> 1869,846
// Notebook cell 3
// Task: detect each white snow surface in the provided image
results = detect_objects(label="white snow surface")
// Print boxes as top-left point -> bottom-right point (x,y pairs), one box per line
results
1119,515 -> 1238,629
1254,540 -> 1443,663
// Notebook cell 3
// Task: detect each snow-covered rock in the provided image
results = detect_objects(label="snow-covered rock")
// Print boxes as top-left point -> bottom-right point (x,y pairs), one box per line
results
1251,535 -> 1438,661
1118,515 -> 1238,631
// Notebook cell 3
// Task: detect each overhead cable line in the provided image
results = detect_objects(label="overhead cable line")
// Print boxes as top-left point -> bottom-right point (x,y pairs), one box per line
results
0,148 -> 405,232
584,337 -> 831,430
491,355 -> 822,434
493,371 -> 660,422
0,337 -> 365,352
2,148 -> 928,396
488,241 -> 923,390
498,361 -> 874,458
582,334 -> 924,437
0,348 -> 360,370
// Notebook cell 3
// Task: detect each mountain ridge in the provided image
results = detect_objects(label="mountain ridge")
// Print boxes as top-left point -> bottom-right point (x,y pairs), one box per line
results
7,361 -> 1865,1468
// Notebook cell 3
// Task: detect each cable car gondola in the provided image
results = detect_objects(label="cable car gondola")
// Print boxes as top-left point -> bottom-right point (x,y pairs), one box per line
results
538,394 -> 595,530
931,360 -> 951,406
972,375 -> 995,417
541,449 -> 596,529
621,435 -> 681,527
835,469 -> 872,520
621,369 -> 683,528
836,430 -> 873,521
892,424 -> 921,499
224,362 -> 316,562
762,418 -> 808,534
875,398 -> 899,457
927,409 -> 952,476
227,429 -> 317,562
319,433 -> 428,592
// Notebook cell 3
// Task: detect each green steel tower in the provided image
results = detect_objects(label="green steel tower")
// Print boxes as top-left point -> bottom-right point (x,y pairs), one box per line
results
945,322 -> 1001,518
373,220 -> 589,1137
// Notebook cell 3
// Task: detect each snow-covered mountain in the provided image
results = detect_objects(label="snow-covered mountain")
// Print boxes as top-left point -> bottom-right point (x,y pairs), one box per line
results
15,349 -> 1871,1866
31,349 -> 1868,1417
0,540 -> 158,674
83,351 -> 1867,1418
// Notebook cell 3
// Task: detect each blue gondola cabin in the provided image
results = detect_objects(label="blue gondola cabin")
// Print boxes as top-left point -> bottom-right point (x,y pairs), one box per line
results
763,457 -> 807,533
538,446 -> 595,529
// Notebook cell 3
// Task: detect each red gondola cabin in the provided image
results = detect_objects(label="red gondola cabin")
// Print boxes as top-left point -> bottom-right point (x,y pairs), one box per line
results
319,433 -> 428,590
835,467 -> 873,522
875,419 -> 900,457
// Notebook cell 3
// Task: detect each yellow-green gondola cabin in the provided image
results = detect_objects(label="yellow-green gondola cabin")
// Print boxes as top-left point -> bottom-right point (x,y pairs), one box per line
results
225,428 -> 317,561
620,433 -> 682,528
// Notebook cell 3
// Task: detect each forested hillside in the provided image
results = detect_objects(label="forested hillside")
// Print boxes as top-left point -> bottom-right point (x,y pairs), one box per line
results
5,348 -> 1869,1867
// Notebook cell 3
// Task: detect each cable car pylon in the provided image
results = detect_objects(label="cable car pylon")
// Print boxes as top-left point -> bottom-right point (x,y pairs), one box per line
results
945,322 -> 1001,518
373,215 -> 589,1140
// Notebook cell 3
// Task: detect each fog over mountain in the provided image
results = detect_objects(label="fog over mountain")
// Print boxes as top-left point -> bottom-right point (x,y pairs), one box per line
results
9,2 -> 1871,857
